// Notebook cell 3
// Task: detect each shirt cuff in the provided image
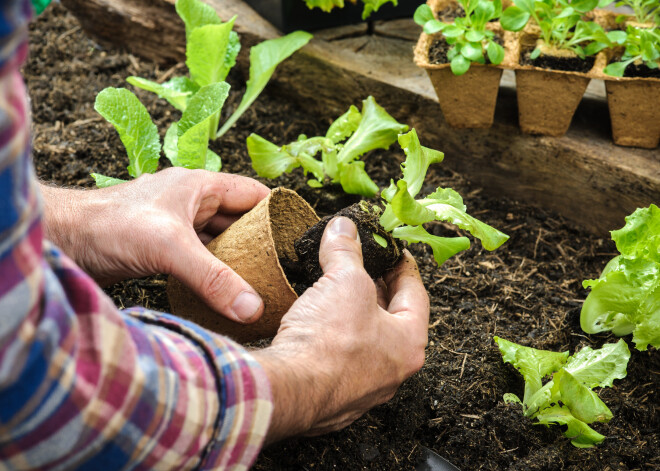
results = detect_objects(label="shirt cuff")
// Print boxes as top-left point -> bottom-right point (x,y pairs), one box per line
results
125,308 -> 273,471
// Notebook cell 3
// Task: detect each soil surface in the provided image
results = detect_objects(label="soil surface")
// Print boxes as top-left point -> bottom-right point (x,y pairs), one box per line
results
521,49 -> 596,73
26,5 -> 659,471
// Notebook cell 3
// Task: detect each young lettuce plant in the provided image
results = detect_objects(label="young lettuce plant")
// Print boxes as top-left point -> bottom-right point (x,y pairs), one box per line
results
377,129 -> 509,265
304,0 -> 397,19
246,96 -> 408,197
607,0 -> 659,25
414,0 -> 506,75
495,337 -> 631,448
500,0 -> 615,60
603,25 -> 660,77
92,0 -> 311,187
581,204 -> 660,351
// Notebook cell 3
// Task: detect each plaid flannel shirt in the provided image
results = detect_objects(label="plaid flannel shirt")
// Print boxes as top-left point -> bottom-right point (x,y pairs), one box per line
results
0,2 -> 273,469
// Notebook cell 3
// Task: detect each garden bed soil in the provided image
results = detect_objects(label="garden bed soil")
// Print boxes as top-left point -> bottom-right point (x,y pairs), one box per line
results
26,5 -> 659,470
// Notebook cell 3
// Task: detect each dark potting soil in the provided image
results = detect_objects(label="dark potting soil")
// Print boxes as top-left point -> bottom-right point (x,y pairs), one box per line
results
288,202 -> 404,294
428,35 -> 504,66
437,4 -> 465,22
521,49 -> 596,73
620,61 -> 660,79
26,5 -> 659,471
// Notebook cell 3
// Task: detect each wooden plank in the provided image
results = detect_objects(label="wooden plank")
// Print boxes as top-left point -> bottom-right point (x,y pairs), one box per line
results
60,0 -> 660,236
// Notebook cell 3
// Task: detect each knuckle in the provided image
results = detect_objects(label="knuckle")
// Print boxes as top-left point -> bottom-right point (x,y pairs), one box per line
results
200,263 -> 235,301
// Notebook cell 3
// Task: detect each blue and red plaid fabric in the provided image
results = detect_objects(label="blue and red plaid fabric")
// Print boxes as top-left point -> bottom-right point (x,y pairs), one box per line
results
0,1 -> 272,469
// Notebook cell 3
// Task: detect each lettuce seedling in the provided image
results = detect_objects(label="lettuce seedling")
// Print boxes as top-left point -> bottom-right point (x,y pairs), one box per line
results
581,204 -> 660,351
247,96 -> 408,197
414,0 -> 506,75
92,0 -> 311,187
603,26 -> 660,77
604,0 -> 659,25
377,129 -> 509,265
304,0 -> 397,20
500,0 -> 616,59
495,337 -> 630,448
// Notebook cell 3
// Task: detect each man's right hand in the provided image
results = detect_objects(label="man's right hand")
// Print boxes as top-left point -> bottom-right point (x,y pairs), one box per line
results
254,216 -> 429,443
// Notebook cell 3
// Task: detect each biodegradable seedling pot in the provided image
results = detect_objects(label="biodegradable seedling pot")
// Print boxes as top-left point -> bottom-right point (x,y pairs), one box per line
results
604,79 -> 660,149
414,32 -> 507,129
167,187 -> 319,343
513,30 -> 595,137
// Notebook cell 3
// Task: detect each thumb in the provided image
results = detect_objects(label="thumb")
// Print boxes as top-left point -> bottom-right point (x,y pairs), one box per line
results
170,236 -> 264,323
319,217 -> 364,275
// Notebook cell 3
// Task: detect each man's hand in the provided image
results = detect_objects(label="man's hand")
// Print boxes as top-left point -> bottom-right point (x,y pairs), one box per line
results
254,217 -> 429,443
40,168 -> 270,323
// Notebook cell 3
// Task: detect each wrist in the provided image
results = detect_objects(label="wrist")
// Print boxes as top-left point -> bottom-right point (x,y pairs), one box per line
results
253,344 -> 334,444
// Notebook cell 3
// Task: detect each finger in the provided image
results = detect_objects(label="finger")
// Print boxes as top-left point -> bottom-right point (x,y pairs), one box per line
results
383,251 -> 429,325
318,217 -> 364,275
201,172 -> 270,214
170,233 -> 264,323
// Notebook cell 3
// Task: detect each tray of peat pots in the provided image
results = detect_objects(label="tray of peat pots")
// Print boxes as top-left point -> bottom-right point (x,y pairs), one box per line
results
590,7 -> 660,149
499,0 -> 615,137
413,0 -> 514,128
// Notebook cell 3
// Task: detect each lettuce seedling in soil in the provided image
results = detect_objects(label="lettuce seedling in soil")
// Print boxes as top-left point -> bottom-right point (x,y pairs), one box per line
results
501,0 -> 617,72
285,128 -> 509,293
602,25 -> 660,78
304,0 -> 398,20
91,0 -> 311,187
495,337 -> 630,448
247,96 -> 408,198
581,204 -> 660,351
414,0 -> 506,75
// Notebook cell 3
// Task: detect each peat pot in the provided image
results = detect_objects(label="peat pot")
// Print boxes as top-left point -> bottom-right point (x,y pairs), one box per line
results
414,32 -> 504,129
167,187 -> 320,343
604,76 -> 660,149
245,0 -> 425,33
515,68 -> 591,137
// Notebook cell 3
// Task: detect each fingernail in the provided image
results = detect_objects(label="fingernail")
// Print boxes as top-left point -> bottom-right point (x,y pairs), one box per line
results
328,216 -> 358,239
232,291 -> 262,322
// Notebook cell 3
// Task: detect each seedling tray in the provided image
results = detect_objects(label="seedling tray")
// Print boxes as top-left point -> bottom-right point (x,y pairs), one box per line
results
245,0 -> 425,33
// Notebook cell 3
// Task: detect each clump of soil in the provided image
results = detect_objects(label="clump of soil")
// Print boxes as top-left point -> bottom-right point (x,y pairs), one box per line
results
286,201 -> 404,294
521,48 -> 596,73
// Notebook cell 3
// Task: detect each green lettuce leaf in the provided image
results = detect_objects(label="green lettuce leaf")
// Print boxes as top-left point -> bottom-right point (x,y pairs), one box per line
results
326,104 -> 362,144
217,31 -> 313,138
551,370 -> 612,424
127,76 -> 199,112
419,195 -> 510,251
91,174 -> 128,188
562,338 -> 630,388
175,0 -> 222,39
389,180 -> 436,227
336,96 -> 408,165
392,225 -> 470,266
361,0 -> 397,20
338,161 -> 379,197
187,18 -> 238,87
494,336 -> 570,406
175,82 -> 230,169
247,133 -> 326,180
397,129 -> 444,199
304,0 -> 345,12
534,405 -> 606,448
94,87 -> 161,178
581,205 -> 660,349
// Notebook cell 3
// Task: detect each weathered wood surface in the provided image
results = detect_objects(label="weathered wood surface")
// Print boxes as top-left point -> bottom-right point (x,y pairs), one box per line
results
60,0 -> 659,236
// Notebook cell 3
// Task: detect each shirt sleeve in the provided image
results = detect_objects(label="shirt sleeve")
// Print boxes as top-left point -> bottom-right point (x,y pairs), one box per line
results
0,2 -> 273,470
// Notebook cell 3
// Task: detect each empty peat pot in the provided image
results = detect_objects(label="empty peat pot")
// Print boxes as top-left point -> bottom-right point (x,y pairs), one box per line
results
167,187 -> 319,343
